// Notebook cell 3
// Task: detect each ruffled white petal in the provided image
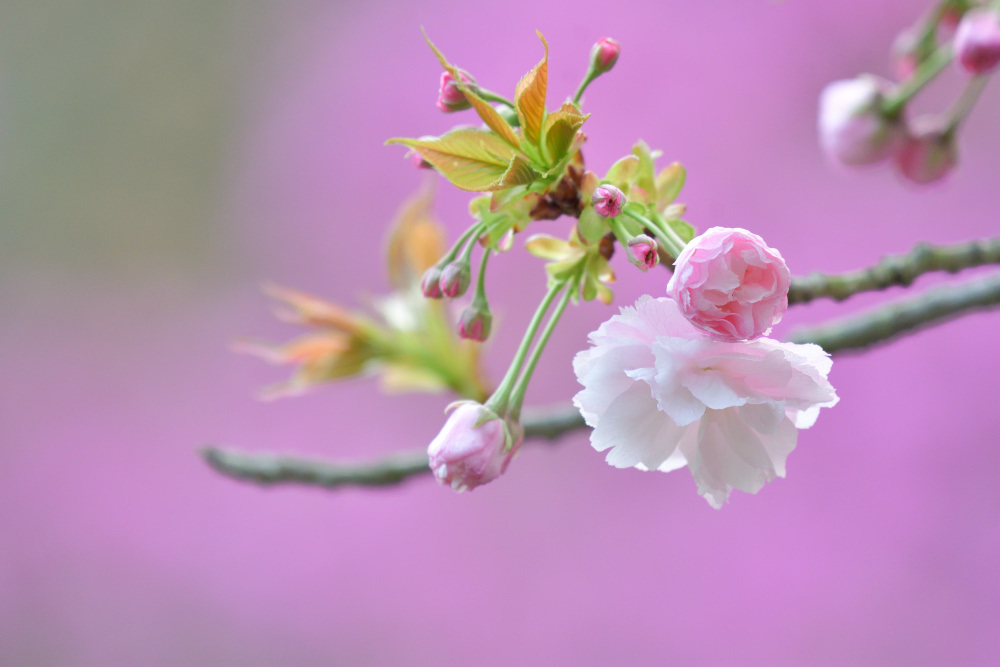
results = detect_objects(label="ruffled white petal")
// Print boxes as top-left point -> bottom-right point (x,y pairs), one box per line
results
591,383 -> 691,470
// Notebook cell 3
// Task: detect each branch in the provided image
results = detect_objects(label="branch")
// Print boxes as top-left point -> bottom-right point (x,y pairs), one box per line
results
787,235 -> 1000,305
205,272 -> 1000,492
201,405 -> 585,490
788,272 -> 1000,354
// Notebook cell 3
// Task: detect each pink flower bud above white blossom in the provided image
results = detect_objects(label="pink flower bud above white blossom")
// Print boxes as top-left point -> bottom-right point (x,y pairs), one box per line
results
818,75 -> 904,166
427,402 -> 523,492
573,296 -> 838,509
892,118 -> 958,185
590,37 -> 620,73
592,184 -> 625,218
667,227 -> 790,342
954,9 -> 1000,74
458,304 -> 492,342
627,234 -> 659,272
436,70 -> 476,112
420,266 -> 444,299
439,261 -> 471,298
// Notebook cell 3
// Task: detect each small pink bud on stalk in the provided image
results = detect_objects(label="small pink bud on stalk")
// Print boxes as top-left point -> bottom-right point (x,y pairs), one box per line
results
436,70 -> 476,112
458,303 -> 492,342
427,402 -> 523,492
892,118 -> 958,185
420,266 -> 444,299
590,37 -> 620,74
954,9 -> 1000,75
439,261 -> 471,298
891,27 -> 930,80
818,75 -> 905,167
591,184 -> 626,218
627,234 -> 659,272
411,152 -> 432,169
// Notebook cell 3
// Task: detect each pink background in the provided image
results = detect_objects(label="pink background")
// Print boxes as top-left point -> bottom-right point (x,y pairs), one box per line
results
2,1 -> 998,664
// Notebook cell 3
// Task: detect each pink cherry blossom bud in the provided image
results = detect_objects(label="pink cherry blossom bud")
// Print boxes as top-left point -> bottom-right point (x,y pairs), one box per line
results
627,234 -> 659,272
954,9 -> 1000,74
412,152 -> 432,169
667,227 -> 791,342
592,184 -> 626,218
436,70 -> 476,113
892,118 -> 958,185
890,27 -> 928,80
818,75 -> 905,166
590,37 -> 620,74
427,402 -> 523,492
420,266 -> 444,299
439,261 -> 471,298
458,303 -> 492,342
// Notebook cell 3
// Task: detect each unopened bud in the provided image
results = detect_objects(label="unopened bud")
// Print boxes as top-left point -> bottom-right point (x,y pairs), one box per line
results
427,402 -> 523,492
627,234 -> 659,272
591,184 -> 626,218
420,266 -> 444,299
439,261 -> 471,298
954,9 -> 1000,75
892,118 -> 958,185
818,75 -> 904,167
590,37 -> 620,74
890,27 -> 932,80
458,303 -> 492,342
436,70 -> 476,113
412,152 -> 432,169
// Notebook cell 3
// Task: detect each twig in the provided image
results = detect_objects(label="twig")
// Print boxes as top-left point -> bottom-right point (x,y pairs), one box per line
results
788,271 -> 1000,354
787,236 -> 1000,305
205,272 -> 1000,491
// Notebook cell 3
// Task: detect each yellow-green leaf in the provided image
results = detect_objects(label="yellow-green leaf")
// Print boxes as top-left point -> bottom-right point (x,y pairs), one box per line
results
496,154 -> 538,189
655,162 -> 686,209
423,30 -> 521,148
631,140 -> 658,204
524,234 -> 573,260
515,32 -> 549,147
605,155 -> 640,189
387,129 -> 515,191
542,102 -> 589,165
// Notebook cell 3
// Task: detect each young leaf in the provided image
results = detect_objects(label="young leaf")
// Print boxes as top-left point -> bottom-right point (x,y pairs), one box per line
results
655,162 -> 686,209
387,129 -> 515,191
631,140 -> 658,204
542,102 -> 589,166
497,154 -> 539,189
515,32 -> 549,147
423,30 -> 521,147
604,155 -> 640,189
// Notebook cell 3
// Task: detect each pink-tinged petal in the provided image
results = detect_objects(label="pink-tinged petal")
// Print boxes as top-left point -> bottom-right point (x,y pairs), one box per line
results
590,383 -> 690,470
573,343 -> 654,428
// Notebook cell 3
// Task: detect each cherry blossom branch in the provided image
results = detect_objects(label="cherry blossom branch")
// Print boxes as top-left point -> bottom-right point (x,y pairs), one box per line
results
201,405 -> 584,490
787,235 -> 1000,305
788,271 -> 1000,354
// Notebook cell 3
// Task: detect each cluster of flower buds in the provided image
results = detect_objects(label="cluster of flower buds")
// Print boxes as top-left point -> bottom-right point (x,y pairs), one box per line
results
819,2 -> 1000,185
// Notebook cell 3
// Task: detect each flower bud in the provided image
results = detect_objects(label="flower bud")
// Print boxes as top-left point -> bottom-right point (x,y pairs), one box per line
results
412,152 -> 432,169
954,9 -> 1000,75
439,261 -> 471,298
458,303 -> 492,342
627,234 -> 659,272
420,266 -> 444,299
436,70 -> 476,113
427,402 -> 523,492
890,27 -> 931,80
818,75 -> 905,166
591,184 -> 626,218
590,37 -> 620,74
892,118 -> 958,185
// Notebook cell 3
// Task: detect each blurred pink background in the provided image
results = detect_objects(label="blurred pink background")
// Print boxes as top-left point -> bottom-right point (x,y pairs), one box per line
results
2,1 -> 998,664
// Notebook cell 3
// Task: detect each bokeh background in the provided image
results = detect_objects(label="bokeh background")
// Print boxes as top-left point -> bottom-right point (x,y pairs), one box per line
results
2,1 -> 998,664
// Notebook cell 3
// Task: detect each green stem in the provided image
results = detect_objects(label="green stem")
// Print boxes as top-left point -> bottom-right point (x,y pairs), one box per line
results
508,278 -> 574,420
623,208 -> 686,258
472,246 -> 490,306
883,46 -> 953,117
484,280 -> 564,416
944,75 -> 989,135
440,222 -> 485,265
572,71 -> 598,106
478,88 -> 516,108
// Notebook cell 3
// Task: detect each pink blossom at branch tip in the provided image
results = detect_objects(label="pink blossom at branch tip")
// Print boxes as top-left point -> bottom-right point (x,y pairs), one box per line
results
667,227 -> 790,342
436,70 -> 475,112
627,234 -> 659,272
591,37 -> 620,73
458,304 -> 492,342
892,117 -> 958,185
818,75 -> 904,166
427,402 -> 523,492
439,261 -> 471,298
592,184 -> 625,218
420,266 -> 444,299
573,296 -> 837,509
954,9 -> 1000,75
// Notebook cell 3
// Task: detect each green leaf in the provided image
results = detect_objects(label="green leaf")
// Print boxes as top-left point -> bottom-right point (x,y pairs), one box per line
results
655,162 -> 686,209
542,102 -> 588,166
576,207 -> 605,244
387,129 -> 516,191
496,153 -> 539,189
515,32 -> 549,148
524,234 -> 573,260
631,140 -> 658,205
604,155 -> 640,190
666,217 -> 696,243
423,30 -> 521,148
